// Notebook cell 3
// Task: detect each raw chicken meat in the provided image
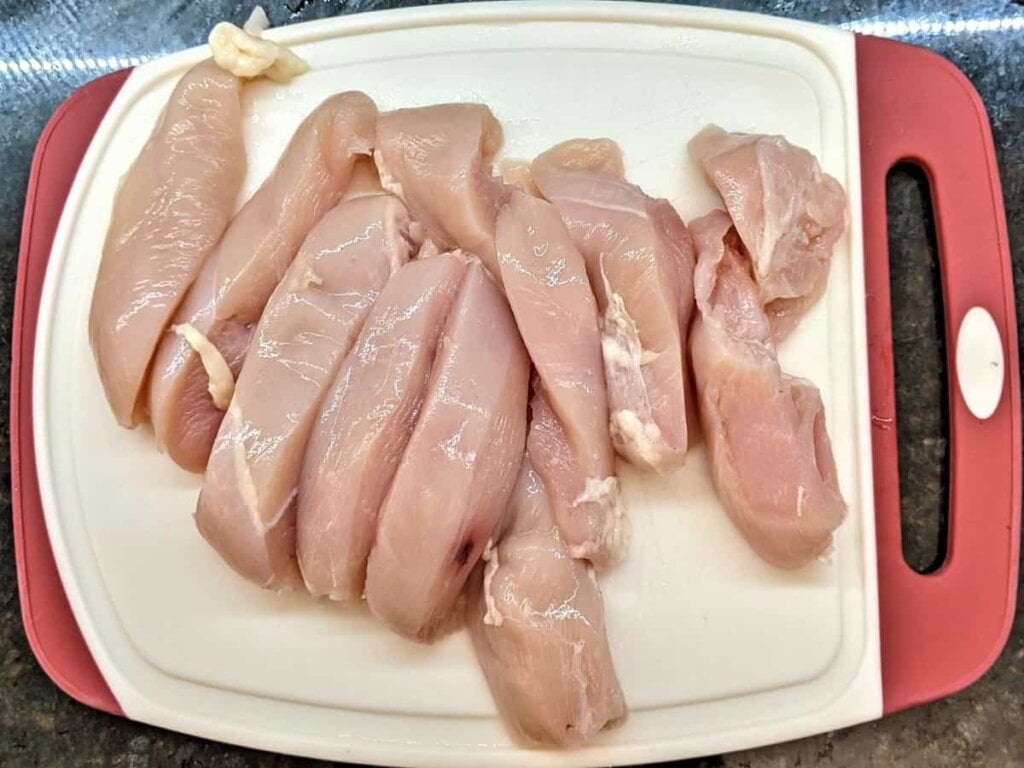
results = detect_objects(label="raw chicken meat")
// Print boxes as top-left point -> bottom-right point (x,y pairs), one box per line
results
297,252 -> 467,602
148,91 -> 378,471
375,104 -> 511,276
365,261 -> 529,641
496,192 -> 626,569
689,210 -> 846,568
689,125 -> 847,339
90,60 -> 244,427
533,139 -> 696,472
195,195 -> 415,589
525,387 -> 627,570
468,455 -> 626,747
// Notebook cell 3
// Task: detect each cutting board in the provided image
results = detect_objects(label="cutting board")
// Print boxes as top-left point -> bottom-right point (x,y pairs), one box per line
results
12,3 -> 1019,765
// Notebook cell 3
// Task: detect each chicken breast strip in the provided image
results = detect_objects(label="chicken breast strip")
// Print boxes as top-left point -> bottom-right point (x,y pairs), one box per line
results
533,139 -> 696,472
468,454 -> 626,747
90,59 -> 244,427
297,252 -> 467,602
689,210 -> 846,568
365,261 -> 529,641
496,191 -> 626,570
196,195 -> 415,589
375,103 -> 510,276
148,91 -> 378,472
689,125 -> 847,339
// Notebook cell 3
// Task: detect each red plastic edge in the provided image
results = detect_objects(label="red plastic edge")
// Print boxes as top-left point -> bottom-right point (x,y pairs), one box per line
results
11,69 -> 131,716
857,34 -> 1021,715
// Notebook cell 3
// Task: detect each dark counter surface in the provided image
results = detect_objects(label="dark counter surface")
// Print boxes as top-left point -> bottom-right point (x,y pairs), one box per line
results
1,1 -> 1021,765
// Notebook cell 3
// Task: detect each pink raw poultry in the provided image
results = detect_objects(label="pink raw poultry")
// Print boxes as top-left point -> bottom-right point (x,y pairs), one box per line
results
689,210 -> 846,569
148,91 -> 378,471
90,60 -> 245,427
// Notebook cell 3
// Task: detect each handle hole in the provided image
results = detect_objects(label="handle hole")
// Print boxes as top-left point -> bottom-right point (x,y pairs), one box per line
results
887,162 -> 950,574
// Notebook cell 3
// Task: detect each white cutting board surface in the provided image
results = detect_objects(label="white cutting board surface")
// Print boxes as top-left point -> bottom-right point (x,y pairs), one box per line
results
35,2 -> 880,765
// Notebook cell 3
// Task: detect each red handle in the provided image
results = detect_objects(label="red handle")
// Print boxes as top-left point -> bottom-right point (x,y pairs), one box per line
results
11,69 -> 131,716
857,35 -> 1021,714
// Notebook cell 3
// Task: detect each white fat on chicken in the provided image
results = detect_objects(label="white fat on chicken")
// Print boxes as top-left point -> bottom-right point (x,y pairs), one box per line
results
600,283 -> 674,469
372,152 -> 405,200
609,410 -> 665,469
208,11 -> 308,83
572,476 -> 629,564
481,539 -> 503,627
171,323 -> 235,409
226,402 -> 259,518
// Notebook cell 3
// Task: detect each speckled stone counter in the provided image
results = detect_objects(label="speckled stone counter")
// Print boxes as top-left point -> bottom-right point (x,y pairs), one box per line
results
1,1 -> 1021,765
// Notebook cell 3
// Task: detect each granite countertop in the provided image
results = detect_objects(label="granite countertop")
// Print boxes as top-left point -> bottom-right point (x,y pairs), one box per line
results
1,1 -> 1021,765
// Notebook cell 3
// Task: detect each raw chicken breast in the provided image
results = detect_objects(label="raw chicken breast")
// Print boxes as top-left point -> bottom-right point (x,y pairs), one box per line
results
365,261 -> 529,641
468,456 -> 626,747
689,210 -> 846,569
148,91 -> 377,471
375,104 -> 510,275
533,139 -> 696,472
496,192 -> 625,569
196,195 -> 414,589
526,387 -> 627,570
689,125 -> 847,339
90,60 -> 244,427
297,253 -> 467,602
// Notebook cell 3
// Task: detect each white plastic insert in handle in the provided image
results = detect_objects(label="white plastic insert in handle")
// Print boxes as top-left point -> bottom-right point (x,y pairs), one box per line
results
955,306 -> 1005,420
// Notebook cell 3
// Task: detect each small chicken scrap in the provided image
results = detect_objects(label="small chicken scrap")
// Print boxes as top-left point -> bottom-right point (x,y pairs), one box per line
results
689,124 -> 847,339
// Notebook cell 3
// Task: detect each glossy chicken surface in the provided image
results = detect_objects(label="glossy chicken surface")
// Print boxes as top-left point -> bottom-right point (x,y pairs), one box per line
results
90,59 -> 244,427
87,67 -> 863,749
297,253 -> 467,602
365,261 -> 529,641
196,195 -> 415,589
148,91 -> 378,471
